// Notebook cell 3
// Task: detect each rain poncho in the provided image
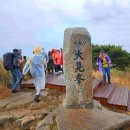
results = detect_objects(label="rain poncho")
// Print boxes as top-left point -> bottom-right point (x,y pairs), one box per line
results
41,49 -> 49,69
22,54 -> 46,95
97,54 -> 111,72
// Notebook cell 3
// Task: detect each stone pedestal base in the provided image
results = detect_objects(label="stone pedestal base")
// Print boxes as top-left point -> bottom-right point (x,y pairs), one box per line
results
36,101 -> 130,130
64,99 -> 94,109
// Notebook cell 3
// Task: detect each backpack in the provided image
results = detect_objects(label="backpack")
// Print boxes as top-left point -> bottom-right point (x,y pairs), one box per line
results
3,52 -> 14,71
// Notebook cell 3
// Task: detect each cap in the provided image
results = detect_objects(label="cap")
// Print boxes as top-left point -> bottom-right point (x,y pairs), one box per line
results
13,49 -> 21,54
100,50 -> 105,54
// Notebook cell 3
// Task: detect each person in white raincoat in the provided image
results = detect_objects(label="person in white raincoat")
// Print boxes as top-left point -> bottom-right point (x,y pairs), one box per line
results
22,46 -> 46,102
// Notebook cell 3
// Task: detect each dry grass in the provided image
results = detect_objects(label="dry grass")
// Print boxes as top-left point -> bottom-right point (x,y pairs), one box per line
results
0,59 -> 12,98
93,68 -> 130,89
0,59 -> 12,87
0,85 -> 12,99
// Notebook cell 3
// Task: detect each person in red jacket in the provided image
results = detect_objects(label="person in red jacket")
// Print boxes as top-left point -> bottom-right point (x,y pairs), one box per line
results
52,48 -> 60,74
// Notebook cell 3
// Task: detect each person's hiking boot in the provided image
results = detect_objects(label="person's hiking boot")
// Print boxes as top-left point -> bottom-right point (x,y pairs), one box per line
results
108,81 -> 111,84
12,89 -> 20,93
103,81 -> 106,85
12,89 -> 16,93
15,90 -> 20,92
34,95 -> 40,102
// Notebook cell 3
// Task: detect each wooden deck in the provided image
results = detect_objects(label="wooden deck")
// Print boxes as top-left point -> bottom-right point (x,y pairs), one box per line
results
21,73 -> 130,111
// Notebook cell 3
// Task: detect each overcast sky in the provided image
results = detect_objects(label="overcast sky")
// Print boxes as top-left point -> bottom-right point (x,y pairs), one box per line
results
0,0 -> 130,57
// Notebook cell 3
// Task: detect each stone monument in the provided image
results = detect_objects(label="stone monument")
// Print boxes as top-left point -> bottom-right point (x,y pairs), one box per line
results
36,27 -> 130,130
63,27 -> 93,108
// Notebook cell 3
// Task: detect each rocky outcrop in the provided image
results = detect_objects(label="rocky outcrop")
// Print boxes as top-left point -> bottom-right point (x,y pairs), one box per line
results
37,101 -> 130,130
0,89 -> 65,130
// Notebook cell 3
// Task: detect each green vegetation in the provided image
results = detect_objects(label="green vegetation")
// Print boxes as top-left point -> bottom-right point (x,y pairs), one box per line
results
92,44 -> 130,70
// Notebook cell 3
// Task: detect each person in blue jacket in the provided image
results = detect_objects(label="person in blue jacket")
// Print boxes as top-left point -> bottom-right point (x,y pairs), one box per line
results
12,49 -> 24,93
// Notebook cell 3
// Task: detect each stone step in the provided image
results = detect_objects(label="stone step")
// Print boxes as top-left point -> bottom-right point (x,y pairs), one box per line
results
107,86 -> 129,111
0,92 -> 33,109
93,83 -> 116,105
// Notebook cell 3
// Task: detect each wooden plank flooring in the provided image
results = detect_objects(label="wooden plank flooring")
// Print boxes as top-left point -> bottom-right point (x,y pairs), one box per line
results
94,83 -> 115,98
21,73 -> 130,111
108,87 -> 128,106
94,83 -> 116,105
92,78 -> 102,93
107,87 -> 129,111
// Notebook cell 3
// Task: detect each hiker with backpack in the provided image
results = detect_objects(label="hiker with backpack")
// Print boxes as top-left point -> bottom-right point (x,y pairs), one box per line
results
3,49 -> 24,93
97,50 -> 111,85
12,49 -> 24,93
22,45 -> 46,102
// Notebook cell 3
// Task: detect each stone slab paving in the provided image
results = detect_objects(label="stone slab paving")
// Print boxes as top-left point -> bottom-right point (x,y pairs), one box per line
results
16,114 -> 35,129
9,109 -> 31,120
0,89 -> 65,130
0,92 -> 32,109
1,87 -> 130,130
37,125 -> 51,130
0,112 -> 14,127
29,101 -> 48,110
6,96 -> 34,110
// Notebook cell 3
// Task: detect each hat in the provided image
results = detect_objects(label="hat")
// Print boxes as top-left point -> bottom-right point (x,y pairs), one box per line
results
13,49 -> 21,54
34,45 -> 41,54
100,50 -> 105,54
52,48 -> 56,53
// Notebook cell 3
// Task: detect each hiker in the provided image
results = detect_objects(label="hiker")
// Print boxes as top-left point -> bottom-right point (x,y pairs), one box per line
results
22,45 -> 46,102
52,49 -> 60,74
97,50 -> 111,84
12,49 -> 24,93
47,51 -> 55,73
41,48 -> 49,74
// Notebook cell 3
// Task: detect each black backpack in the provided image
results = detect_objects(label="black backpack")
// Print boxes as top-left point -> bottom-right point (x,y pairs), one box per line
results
3,52 -> 14,71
